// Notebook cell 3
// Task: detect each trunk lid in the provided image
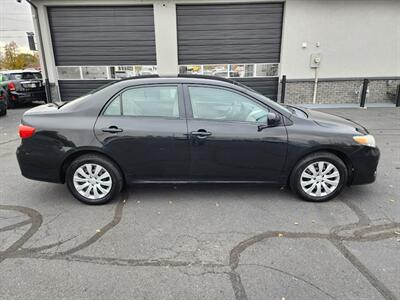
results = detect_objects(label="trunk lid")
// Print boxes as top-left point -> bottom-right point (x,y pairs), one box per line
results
23,103 -> 60,116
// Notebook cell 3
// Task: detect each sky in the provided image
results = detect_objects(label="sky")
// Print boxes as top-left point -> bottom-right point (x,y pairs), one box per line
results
0,0 -> 35,54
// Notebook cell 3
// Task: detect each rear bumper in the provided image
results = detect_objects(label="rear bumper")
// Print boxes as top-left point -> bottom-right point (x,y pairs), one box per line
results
11,90 -> 46,103
349,146 -> 380,185
16,145 -> 62,183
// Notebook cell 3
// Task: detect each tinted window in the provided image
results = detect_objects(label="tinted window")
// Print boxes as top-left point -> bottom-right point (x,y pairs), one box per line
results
121,86 -> 179,118
10,72 -> 42,80
104,96 -> 121,116
188,86 -> 269,123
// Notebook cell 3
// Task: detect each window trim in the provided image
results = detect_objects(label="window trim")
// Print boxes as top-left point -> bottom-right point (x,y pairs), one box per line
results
101,84 -> 185,120
183,84 -> 278,125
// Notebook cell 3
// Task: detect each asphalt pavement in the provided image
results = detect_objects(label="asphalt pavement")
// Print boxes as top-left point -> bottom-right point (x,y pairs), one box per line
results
0,105 -> 399,300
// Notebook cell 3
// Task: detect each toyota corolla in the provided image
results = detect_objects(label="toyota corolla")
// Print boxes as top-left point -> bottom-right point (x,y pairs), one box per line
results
16,76 -> 379,204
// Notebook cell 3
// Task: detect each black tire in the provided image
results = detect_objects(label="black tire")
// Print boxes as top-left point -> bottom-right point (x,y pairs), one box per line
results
66,154 -> 123,205
289,152 -> 348,202
6,94 -> 16,109
0,106 -> 6,116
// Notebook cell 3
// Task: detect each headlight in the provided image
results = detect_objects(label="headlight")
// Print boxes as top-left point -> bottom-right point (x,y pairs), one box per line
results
353,135 -> 376,147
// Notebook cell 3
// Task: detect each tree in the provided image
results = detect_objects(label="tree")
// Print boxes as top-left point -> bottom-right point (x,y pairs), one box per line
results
0,41 -> 40,70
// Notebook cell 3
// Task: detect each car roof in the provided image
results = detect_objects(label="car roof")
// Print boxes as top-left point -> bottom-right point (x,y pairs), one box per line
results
111,74 -> 254,90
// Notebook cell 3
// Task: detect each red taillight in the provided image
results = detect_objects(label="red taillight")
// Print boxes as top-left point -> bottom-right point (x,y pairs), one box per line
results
19,124 -> 36,139
8,82 -> 16,91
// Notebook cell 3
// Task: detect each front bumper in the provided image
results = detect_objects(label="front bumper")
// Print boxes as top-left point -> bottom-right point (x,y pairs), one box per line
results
349,146 -> 380,185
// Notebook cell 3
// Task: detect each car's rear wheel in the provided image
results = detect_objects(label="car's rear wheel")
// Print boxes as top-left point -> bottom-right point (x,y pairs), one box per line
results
66,154 -> 123,205
290,152 -> 348,202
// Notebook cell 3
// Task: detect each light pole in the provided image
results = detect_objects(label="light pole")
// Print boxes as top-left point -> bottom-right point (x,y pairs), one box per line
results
17,0 -> 51,103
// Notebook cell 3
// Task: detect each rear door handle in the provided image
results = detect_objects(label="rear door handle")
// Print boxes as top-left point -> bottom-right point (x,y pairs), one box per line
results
191,130 -> 212,139
102,126 -> 123,133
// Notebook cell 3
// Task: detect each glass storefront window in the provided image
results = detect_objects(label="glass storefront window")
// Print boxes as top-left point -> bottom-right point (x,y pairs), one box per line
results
82,66 -> 108,79
57,66 -> 81,80
255,64 -> 279,77
179,63 -> 279,78
110,67 -> 136,79
135,65 -> 157,76
57,65 -> 158,80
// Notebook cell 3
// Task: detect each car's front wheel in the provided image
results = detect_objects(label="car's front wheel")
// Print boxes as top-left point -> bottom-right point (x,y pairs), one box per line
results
66,154 -> 123,205
290,152 -> 348,202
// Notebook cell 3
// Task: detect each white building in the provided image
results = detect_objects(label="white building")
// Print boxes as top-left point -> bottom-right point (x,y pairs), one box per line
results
30,0 -> 400,104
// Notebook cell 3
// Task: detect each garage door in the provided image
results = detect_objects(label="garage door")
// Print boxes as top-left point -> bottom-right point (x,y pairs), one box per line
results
176,3 -> 283,100
48,6 -> 156,100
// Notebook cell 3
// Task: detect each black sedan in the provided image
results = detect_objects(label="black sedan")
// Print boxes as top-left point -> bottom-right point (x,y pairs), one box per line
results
16,76 -> 379,204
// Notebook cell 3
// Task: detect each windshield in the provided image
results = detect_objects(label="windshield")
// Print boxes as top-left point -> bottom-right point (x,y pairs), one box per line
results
10,72 -> 42,80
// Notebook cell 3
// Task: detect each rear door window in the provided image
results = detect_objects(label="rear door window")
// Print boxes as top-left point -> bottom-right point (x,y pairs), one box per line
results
104,85 -> 179,118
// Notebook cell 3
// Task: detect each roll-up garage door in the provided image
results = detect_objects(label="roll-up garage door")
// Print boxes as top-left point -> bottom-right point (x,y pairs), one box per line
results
176,3 -> 283,100
48,6 -> 156,100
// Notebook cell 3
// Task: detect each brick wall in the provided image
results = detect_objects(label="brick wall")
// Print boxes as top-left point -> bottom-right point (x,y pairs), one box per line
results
281,79 -> 400,105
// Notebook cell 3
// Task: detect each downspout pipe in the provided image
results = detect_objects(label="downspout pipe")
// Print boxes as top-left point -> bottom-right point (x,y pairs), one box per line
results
18,0 -> 51,103
312,67 -> 318,104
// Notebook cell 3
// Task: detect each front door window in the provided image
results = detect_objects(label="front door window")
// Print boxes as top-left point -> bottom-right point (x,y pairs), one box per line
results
188,86 -> 269,123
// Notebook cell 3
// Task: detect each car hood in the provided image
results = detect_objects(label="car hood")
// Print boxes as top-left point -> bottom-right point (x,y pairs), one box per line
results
302,108 -> 369,135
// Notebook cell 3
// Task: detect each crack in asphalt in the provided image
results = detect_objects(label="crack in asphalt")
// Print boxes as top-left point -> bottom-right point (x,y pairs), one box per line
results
0,193 -> 399,300
0,137 -> 19,145
241,263 -> 338,300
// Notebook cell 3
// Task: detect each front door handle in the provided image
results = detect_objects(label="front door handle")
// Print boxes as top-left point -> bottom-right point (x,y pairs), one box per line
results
102,126 -> 123,133
191,130 -> 212,139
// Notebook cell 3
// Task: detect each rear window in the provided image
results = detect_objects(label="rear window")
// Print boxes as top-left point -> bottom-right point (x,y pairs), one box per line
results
10,72 -> 42,80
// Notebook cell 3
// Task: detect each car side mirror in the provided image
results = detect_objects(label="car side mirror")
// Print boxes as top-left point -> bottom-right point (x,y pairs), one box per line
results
258,112 -> 280,131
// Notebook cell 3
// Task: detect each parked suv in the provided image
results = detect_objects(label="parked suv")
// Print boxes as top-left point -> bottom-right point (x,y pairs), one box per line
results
0,70 -> 46,108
